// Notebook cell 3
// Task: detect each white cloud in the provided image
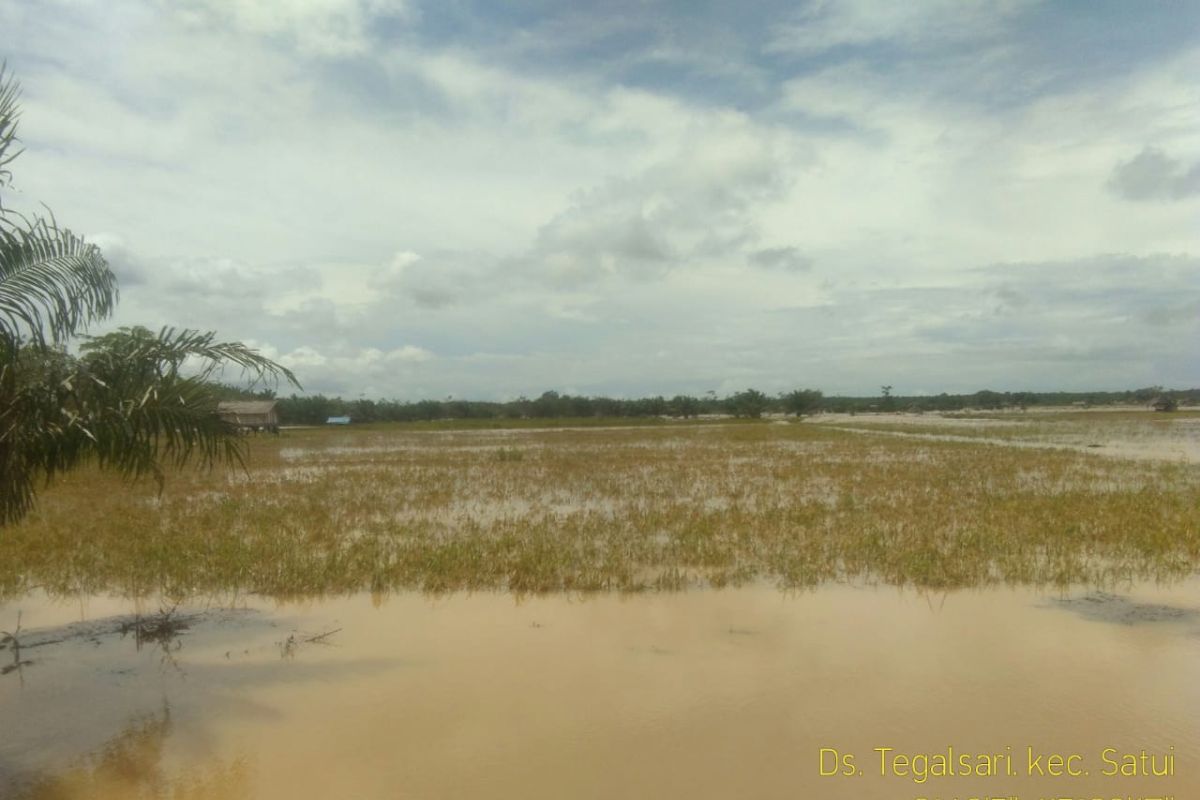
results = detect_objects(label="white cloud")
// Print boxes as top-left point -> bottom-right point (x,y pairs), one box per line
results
2,1 -> 1196,397
386,344 -> 433,363
526,130 -> 790,285
278,346 -> 327,368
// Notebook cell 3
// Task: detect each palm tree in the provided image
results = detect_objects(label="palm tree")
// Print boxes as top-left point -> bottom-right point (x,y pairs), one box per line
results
0,65 -> 298,525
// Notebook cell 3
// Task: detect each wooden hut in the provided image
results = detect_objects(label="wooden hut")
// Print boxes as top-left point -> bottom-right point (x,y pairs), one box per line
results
217,400 -> 280,432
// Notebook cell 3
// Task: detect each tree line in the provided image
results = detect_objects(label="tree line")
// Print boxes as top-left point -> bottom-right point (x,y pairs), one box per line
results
215,386 -> 813,423
214,385 -> 1198,425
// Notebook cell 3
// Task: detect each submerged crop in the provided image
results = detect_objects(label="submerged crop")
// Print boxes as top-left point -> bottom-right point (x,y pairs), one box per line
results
1,413 -> 1198,599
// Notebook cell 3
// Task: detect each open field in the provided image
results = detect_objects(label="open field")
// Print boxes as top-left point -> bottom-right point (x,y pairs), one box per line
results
6,409 -> 1200,800
3,410 -> 1199,598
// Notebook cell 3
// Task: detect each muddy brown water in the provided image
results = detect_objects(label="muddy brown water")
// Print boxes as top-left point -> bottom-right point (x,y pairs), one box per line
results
3,581 -> 1200,799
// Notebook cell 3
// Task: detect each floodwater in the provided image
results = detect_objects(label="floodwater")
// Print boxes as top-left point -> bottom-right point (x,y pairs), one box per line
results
3,581 -> 1200,799
814,411 -> 1200,464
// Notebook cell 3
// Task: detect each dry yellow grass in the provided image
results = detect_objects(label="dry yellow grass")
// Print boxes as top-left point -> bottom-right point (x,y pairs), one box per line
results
2,414 -> 1198,598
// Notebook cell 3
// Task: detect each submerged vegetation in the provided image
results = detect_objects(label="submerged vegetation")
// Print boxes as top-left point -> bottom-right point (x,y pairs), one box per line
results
2,412 -> 1198,599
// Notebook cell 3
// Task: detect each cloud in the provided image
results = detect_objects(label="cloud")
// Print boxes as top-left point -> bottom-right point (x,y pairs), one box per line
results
368,122 -> 803,304
748,247 -> 812,273
277,345 -> 327,368
386,344 -> 433,362
522,127 -> 795,287
776,253 -> 1200,393
1108,147 -> 1200,202
271,342 -> 435,396
168,0 -> 411,56
88,234 -> 149,287
3,1 -> 1196,398
1141,301 -> 1200,327
370,250 -> 499,309
768,0 -> 1034,55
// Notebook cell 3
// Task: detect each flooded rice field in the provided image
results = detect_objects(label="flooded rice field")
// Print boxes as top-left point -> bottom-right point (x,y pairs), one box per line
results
813,408 -> 1200,463
2,411 -> 1199,797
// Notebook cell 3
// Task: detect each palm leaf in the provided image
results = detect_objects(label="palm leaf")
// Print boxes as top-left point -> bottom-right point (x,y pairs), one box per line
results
0,62 -> 21,190
0,64 -> 301,526
0,215 -> 117,347
80,326 -> 300,389
0,65 -> 116,347
0,331 -> 300,524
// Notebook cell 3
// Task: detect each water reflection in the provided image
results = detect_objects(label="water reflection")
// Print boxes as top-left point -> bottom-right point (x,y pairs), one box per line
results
0,599 -> 393,798
10,706 -> 250,800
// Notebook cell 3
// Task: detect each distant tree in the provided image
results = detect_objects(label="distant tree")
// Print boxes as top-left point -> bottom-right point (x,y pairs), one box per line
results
563,394 -> 593,417
412,399 -> 443,421
532,390 -> 564,417
352,397 -> 379,422
1010,391 -> 1037,410
443,398 -> 472,419
210,382 -> 276,401
277,393 -> 339,425
972,390 -> 1004,410
782,388 -> 823,417
628,395 -> 668,417
880,385 -> 895,412
1132,386 -> 1164,404
587,396 -> 616,417
668,394 -> 700,418
726,388 -> 769,418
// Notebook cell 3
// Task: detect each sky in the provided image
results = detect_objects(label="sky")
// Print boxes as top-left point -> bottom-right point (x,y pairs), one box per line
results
2,0 -> 1198,399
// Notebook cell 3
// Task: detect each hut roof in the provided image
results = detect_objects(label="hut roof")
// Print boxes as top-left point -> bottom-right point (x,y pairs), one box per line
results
218,400 -> 278,415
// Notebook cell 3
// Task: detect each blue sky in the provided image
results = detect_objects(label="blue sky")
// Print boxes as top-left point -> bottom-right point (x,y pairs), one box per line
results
2,0 -> 1197,398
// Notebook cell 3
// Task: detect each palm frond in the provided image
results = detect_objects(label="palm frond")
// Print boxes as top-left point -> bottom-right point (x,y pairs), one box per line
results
0,63 -> 303,526
1,345 -> 85,524
64,373 -> 246,484
81,326 -> 301,390
0,63 -> 21,190
0,335 -> 295,524
0,215 -> 117,347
